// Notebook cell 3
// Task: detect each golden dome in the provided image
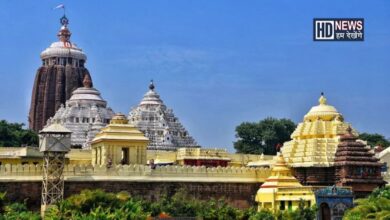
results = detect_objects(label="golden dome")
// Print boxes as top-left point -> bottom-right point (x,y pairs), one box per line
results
304,94 -> 341,121
281,94 -> 357,167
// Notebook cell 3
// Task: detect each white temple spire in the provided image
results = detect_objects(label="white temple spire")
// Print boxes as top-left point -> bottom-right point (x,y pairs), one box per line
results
128,81 -> 197,151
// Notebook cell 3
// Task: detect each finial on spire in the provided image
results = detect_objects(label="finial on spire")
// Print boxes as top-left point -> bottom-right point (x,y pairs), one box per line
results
149,80 -> 155,90
55,4 -> 71,42
346,126 -> 353,134
319,92 -> 327,105
83,74 -> 92,88
60,15 -> 69,27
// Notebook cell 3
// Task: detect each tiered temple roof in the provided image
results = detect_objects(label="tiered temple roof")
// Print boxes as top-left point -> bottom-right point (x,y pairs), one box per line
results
255,153 -> 315,212
92,114 -> 148,144
47,75 -> 114,149
281,94 -> 357,168
128,81 -> 197,151
335,127 -> 385,195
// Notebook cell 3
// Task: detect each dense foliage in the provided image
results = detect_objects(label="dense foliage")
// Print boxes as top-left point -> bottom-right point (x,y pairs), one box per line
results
0,120 -> 38,147
0,192 -> 40,220
359,132 -> 390,148
234,117 -> 296,155
343,186 -> 390,220
0,189 -> 318,220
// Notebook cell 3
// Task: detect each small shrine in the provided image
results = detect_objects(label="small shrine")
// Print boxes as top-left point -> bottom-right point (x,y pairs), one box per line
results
255,153 -> 315,212
334,127 -> 386,197
281,93 -> 357,185
315,186 -> 353,220
91,113 -> 148,166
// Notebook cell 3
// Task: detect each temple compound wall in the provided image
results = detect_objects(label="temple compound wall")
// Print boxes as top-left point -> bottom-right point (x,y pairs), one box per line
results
0,164 -> 270,209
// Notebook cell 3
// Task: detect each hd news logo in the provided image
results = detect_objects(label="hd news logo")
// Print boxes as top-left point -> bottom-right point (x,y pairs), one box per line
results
313,18 -> 364,41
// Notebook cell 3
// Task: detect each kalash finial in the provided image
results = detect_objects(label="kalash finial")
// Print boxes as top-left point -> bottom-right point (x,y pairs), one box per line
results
55,4 -> 71,43
60,15 -> 69,27
149,80 -> 155,90
319,92 -> 327,105
346,126 -> 353,134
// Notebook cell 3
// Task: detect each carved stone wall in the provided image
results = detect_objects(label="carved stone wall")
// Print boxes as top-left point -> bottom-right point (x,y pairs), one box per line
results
29,65 -> 92,132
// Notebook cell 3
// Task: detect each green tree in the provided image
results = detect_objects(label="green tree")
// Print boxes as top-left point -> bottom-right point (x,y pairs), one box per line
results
234,117 -> 296,155
0,120 -> 38,147
359,132 -> 390,148
343,186 -> 390,220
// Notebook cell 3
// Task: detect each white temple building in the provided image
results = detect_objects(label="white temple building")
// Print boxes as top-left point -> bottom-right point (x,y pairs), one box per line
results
128,81 -> 198,151
46,75 -> 115,149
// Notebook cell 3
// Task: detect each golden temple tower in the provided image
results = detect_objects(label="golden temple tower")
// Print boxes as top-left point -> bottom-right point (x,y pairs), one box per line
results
281,93 -> 357,185
255,153 -> 315,212
91,114 -> 149,166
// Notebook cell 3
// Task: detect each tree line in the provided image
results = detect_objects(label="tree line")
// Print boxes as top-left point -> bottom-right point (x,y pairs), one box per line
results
234,117 -> 390,155
0,118 -> 388,153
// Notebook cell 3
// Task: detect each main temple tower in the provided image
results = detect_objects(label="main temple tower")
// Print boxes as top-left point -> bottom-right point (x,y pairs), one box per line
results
29,15 -> 93,132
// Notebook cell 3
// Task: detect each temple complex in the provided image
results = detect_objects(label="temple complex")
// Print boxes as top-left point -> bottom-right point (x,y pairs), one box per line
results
281,93 -> 357,185
128,81 -> 197,151
255,153 -> 315,212
334,127 -> 385,197
91,113 -> 149,166
29,15 -> 93,132
46,74 -> 114,149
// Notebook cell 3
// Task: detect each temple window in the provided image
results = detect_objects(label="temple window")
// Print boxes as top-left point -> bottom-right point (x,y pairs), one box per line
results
280,201 -> 285,210
121,148 -> 129,165
288,201 -> 292,211
75,118 -> 79,123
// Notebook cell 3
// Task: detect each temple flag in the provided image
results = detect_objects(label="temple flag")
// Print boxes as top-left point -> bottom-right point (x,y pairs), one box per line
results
54,4 -> 65,10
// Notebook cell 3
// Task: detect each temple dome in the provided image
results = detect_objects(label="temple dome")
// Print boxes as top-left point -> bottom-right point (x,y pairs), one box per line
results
47,75 -> 114,148
281,94 -> 358,168
68,75 -> 105,107
139,81 -> 164,106
40,15 -> 87,63
40,41 -> 87,61
68,88 -> 106,107
304,94 -> 341,121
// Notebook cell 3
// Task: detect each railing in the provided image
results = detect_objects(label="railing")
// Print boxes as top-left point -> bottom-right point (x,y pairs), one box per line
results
0,164 -> 271,183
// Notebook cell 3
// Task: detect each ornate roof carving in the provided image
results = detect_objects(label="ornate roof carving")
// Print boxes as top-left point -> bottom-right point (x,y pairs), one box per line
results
281,94 -> 358,167
128,81 -> 197,150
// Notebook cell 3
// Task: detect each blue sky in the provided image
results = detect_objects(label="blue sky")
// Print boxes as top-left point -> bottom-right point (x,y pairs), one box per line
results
0,1 -> 389,151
